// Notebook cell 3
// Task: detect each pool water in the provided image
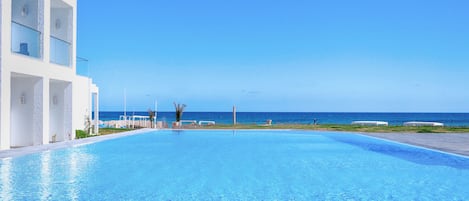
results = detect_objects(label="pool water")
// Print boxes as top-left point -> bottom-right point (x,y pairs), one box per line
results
1,130 -> 469,200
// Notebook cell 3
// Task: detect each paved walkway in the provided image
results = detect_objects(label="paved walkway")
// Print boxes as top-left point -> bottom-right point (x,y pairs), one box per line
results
360,133 -> 469,157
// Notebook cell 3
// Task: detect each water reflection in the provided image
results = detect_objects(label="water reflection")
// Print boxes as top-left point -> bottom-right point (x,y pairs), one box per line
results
67,150 -> 80,201
40,152 -> 51,201
0,158 -> 12,201
15,148 -> 95,200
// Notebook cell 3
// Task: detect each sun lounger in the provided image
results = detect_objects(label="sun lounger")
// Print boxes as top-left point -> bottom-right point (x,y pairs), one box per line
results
198,121 -> 216,126
180,120 -> 197,125
403,121 -> 444,127
351,121 -> 388,126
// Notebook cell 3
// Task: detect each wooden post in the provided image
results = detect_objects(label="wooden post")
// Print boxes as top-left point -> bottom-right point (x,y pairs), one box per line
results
233,106 -> 237,125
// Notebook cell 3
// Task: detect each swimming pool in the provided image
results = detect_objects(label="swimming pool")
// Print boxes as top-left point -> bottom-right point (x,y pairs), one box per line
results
1,130 -> 469,200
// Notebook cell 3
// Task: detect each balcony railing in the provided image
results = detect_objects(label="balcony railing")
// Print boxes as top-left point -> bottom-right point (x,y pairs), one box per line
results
11,21 -> 42,58
76,57 -> 89,76
50,36 -> 71,67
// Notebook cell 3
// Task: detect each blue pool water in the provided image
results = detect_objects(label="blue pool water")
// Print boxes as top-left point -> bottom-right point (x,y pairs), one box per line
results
1,130 -> 469,200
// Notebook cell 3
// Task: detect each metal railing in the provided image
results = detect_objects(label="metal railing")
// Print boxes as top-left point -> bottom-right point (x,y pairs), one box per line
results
76,57 -> 89,76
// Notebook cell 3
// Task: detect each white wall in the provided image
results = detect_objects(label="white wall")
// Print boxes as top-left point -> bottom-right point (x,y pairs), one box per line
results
49,81 -> 64,141
50,5 -> 71,42
0,0 -> 3,149
10,76 -> 39,147
1,0 -> 3,55
32,76 -> 44,145
11,0 -> 38,29
73,75 -> 93,132
49,80 -> 71,142
64,82 -> 72,138
0,0 -> 96,150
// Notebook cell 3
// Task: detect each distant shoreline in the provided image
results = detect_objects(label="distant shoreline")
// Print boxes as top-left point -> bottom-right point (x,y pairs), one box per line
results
193,124 -> 469,133
98,111 -> 469,113
98,111 -> 469,126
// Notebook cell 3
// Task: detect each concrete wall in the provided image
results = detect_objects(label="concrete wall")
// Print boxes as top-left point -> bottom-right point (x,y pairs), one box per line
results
0,0 -> 96,150
0,0 -> 2,149
10,76 -> 40,147
32,76 -> 44,145
50,1 -> 71,42
9,74 -> 90,147
11,0 -> 39,29
50,80 -> 71,141
49,80 -> 70,142
1,0 -> 3,55
73,75 -> 91,132
49,82 -> 64,142
64,81 -> 72,138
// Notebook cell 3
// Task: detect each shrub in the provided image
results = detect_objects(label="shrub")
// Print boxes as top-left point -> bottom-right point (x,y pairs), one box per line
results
76,130 -> 89,139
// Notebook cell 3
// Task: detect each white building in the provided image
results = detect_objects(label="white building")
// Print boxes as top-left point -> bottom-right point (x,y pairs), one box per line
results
0,0 -> 99,150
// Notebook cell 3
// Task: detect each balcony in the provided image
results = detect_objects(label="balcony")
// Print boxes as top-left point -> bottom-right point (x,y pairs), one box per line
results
50,0 -> 73,67
50,36 -> 71,66
11,21 -> 42,58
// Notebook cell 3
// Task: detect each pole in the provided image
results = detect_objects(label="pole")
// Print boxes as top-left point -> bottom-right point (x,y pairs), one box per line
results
154,99 -> 158,128
233,106 -> 237,125
124,88 -> 127,128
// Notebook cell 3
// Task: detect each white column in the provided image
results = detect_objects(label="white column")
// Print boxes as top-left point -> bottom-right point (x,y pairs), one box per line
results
64,83 -> 72,140
42,0 -> 50,62
34,77 -> 49,145
0,71 -> 11,150
42,78 -> 50,145
93,92 -> 99,135
0,0 -> 12,150
71,0 -> 77,73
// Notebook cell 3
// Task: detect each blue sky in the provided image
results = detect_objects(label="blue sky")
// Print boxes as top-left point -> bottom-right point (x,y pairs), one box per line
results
77,0 -> 469,112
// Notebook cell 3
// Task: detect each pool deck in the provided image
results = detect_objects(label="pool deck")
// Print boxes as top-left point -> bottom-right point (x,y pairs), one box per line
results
359,132 -> 469,157
1,129 -> 469,158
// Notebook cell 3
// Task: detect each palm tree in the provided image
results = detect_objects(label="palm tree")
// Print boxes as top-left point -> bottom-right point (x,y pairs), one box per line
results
147,108 -> 155,128
174,102 -> 186,122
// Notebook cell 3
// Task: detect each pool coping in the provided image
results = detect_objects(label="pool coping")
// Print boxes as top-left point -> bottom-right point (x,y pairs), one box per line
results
0,129 -> 152,159
354,133 -> 469,159
356,132 -> 469,157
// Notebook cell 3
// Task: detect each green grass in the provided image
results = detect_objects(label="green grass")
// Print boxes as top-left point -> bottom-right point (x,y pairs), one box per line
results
75,130 -> 90,139
194,124 -> 469,133
75,128 -> 134,139
99,128 -> 133,135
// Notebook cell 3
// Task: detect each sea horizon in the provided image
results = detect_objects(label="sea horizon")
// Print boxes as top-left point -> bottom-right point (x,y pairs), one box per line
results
99,111 -> 469,114
97,111 -> 469,126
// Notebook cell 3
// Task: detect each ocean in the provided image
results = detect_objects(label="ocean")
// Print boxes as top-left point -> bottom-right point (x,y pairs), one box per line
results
98,112 -> 469,126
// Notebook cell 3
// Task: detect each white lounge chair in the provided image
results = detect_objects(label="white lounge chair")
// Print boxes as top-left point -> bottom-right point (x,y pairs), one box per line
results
198,121 -> 216,126
351,121 -> 388,126
403,121 -> 444,127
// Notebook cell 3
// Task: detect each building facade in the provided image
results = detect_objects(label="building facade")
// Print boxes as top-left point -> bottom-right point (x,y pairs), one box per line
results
0,0 -> 99,150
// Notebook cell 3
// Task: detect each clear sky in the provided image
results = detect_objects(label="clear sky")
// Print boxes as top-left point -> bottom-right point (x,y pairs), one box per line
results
77,0 -> 469,112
